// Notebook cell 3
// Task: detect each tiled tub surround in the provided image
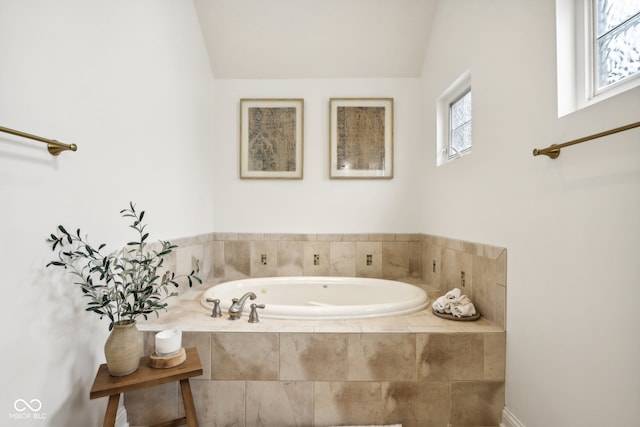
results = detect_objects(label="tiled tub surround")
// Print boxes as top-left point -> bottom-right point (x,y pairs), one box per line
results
127,233 -> 507,426
130,299 -> 505,427
168,233 -> 506,328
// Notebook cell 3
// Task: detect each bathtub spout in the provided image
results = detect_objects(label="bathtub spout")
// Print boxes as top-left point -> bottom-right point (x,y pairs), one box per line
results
228,292 -> 257,320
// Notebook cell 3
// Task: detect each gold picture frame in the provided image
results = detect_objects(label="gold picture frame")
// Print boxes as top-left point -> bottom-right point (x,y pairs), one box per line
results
240,98 -> 304,179
329,98 -> 394,179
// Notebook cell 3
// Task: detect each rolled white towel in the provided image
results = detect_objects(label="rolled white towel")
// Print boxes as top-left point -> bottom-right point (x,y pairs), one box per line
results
445,287 -> 462,301
456,295 -> 472,306
445,295 -> 471,313
432,295 -> 448,313
451,302 -> 476,318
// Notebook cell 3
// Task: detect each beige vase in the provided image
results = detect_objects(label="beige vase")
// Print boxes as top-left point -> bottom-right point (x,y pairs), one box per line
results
104,319 -> 143,376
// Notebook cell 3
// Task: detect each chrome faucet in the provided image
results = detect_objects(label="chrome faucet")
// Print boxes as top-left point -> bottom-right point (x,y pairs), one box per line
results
248,303 -> 265,323
205,298 -> 222,318
228,292 -> 257,320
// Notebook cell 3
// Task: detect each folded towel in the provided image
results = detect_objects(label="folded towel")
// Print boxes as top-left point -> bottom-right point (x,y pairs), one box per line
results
445,287 -> 462,301
434,290 -> 476,317
432,295 -> 448,313
451,302 -> 476,317
455,294 -> 471,306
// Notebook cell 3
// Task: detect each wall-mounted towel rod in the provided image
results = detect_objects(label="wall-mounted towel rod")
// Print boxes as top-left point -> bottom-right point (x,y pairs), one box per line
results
533,120 -> 640,159
0,125 -> 77,156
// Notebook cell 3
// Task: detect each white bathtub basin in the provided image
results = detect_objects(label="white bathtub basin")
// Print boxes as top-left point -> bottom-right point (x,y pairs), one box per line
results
200,276 -> 429,320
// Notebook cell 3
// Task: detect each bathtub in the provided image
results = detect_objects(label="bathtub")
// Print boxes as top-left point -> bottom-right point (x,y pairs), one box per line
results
200,276 -> 429,320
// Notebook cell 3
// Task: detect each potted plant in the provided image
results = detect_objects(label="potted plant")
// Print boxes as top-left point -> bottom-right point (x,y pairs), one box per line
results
46,202 -> 201,376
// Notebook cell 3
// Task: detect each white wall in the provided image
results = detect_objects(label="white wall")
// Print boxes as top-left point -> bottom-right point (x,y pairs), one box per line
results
0,0 -> 215,424
420,1 -> 640,426
2,1 -> 638,426
212,78 -> 425,233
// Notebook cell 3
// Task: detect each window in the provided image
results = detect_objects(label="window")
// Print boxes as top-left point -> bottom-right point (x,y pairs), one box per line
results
437,71 -> 471,166
593,0 -> 640,92
556,0 -> 640,116
448,89 -> 472,159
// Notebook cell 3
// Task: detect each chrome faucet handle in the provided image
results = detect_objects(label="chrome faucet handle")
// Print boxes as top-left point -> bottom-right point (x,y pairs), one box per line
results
205,298 -> 222,318
228,293 -> 256,320
248,303 -> 265,323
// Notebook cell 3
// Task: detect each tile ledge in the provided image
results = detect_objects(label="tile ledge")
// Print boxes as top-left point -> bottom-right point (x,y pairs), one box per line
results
139,279 -> 503,334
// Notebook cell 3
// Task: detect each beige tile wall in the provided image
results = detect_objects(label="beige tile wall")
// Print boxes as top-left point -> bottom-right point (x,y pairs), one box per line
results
421,234 -> 507,329
126,330 -> 506,427
170,232 -> 507,328
140,232 -> 508,426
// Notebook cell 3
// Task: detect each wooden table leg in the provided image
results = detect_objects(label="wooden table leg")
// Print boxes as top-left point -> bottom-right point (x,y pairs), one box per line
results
179,378 -> 199,427
103,394 -> 120,427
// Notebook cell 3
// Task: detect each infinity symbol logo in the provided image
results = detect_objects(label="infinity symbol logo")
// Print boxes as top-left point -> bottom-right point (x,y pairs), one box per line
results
14,399 -> 42,412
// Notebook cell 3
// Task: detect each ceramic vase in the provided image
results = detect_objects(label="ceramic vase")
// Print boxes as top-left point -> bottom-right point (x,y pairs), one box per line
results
104,319 -> 143,376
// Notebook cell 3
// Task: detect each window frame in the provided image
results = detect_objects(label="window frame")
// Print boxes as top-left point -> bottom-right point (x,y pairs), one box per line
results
447,88 -> 472,160
556,0 -> 640,117
436,70 -> 472,166
590,0 -> 640,96
560,0 -> 640,116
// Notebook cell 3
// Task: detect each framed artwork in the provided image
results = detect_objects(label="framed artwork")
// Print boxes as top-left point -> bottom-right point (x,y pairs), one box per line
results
240,98 -> 304,179
329,98 -> 394,179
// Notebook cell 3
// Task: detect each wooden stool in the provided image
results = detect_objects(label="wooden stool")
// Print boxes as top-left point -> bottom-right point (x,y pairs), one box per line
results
90,347 -> 203,427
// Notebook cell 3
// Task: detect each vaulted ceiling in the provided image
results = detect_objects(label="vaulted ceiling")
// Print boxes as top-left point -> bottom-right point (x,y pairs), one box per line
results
193,0 -> 437,78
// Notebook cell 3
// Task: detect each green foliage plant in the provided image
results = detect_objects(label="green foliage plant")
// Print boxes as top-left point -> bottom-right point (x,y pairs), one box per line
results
47,202 -> 201,330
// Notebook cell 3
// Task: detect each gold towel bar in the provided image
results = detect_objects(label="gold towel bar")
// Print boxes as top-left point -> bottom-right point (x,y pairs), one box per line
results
533,120 -> 640,159
0,125 -> 77,156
